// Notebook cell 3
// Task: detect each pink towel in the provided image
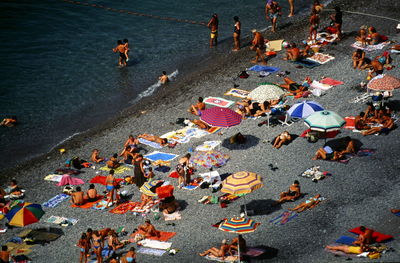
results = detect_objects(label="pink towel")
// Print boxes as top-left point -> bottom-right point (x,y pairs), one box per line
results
320,78 -> 344,86
56,174 -> 85,186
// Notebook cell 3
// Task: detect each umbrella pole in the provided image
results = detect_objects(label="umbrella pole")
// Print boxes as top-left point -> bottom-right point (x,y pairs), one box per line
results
237,234 -> 241,263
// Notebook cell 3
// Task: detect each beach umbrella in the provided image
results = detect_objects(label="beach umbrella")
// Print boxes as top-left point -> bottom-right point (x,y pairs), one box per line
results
304,110 -> 345,132
221,171 -> 263,196
191,150 -> 230,169
287,101 -> 324,119
247,83 -> 285,102
367,74 -> 400,91
140,180 -> 163,197
6,202 -> 44,227
219,217 -> 260,262
200,107 -> 242,128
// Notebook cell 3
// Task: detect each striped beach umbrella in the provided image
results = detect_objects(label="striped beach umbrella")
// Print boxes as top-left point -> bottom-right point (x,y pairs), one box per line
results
200,107 -> 242,128
219,217 -> 260,234
140,180 -> 163,197
6,202 -> 44,227
221,171 -> 263,196
367,74 -> 400,91
287,101 -> 324,119
304,110 -> 345,132
248,83 -> 285,102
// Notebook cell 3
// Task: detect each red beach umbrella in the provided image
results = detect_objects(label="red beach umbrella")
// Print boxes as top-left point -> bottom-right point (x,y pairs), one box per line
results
200,107 -> 242,128
367,74 -> 400,91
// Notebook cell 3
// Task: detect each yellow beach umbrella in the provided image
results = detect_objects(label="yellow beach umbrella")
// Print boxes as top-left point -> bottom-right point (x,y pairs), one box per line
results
221,171 -> 263,196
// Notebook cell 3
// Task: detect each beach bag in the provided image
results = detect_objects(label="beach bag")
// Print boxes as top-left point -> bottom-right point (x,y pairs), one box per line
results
239,71 -> 249,79
229,132 -> 246,144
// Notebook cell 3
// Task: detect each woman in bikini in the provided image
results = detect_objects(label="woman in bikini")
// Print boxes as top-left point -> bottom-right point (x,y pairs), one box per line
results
92,231 -> 103,263
273,131 -> 292,149
77,233 -> 90,263
289,194 -> 323,213
120,146 -> 136,165
176,153 -> 191,188
105,170 -> 116,207
123,135 -> 139,153
233,16 -> 241,51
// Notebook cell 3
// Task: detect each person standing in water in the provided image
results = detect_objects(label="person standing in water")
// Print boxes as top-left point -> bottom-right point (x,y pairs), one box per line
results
265,0 -> 281,32
233,16 -> 241,51
123,38 -> 130,62
112,40 -> 127,67
207,14 -> 219,47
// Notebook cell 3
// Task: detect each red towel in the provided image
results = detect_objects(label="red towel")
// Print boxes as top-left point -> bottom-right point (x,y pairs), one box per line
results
168,171 -> 179,178
344,116 -> 355,130
349,227 -> 393,242
109,201 -> 140,214
320,78 -> 344,86
89,175 -> 123,185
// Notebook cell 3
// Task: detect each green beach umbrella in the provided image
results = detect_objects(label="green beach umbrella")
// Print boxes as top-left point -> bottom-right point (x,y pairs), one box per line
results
304,110 -> 345,132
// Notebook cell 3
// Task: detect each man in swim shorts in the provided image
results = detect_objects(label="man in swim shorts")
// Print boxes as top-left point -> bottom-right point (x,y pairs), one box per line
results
71,186 -> 85,206
265,0 -> 281,32
207,14 -> 218,47
112,40 -> 127,67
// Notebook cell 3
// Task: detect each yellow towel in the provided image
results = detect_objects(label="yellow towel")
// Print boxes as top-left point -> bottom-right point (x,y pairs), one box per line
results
267,39 -> 284,52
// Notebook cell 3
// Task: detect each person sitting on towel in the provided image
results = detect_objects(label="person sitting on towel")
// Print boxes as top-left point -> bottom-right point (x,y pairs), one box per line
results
107,153 -> 121,169
199,239 -> 233,260
120,146 -> 137,165
289,194 -> 323,213
138,193 -> 153,210
326,244 -> 364,254
366,26 -> 382,45
107,231 -> 125,252
91,149 -> 105,163
85,184 -> 98,202
136,219 -> 160,238
276,180 -> 301,204
362,113 -> 394,136
355,112 -> 370,130
273,131 -> 292,149
188,97 -> 206,116
230,235 -> 247,253
353,226 -> 374,250
138,134 -> 168,147
71,186 -> 85,206
284,43 -> 302,61
235,99 -> 252,119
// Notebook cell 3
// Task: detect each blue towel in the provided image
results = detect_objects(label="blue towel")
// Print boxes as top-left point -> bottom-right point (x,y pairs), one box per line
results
248,65 -> 280,72
42,194 -> 70,208
290,59 -> 321,68
144,152 -> 178,162
394,212 -> 400,217
139,138 -> 163,149
335,236 -> 357,245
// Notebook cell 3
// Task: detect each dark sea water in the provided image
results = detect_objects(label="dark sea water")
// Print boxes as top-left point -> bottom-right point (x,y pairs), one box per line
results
0,0 -> 315,170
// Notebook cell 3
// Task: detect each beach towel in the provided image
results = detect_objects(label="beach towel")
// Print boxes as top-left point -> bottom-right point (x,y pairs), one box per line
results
203,97 -> 234,108
42,194 -> 70,208
266,39 -> 284,51
182,184 -> 199,190
242,247 -> 266,257
393,211 -> 400,217
344,116 -> 356,130
224,88 -> 250,98
349,227 -> 393,242
44,174 -> 63,183
138,239 -> 172,250
44,215 -> 78,226
351,41 -> 390,52
161,126 -> 209,144
137,247 -> 166,256
310,80 -> 332,91
163,211 -> 181,221
320,77 -> 344,86
109,201 -> 139,214
269,211 -> 298,225
132,199 -> 160,213
89,176 -> 123,185
168,171 -> 179,178
144,151 -> 178,162
130,231 -> 176,243
248,65 -> 280,73
313,32 -> 338,43
92,200 -> 108,210
99,165 -> 132,174
71,196 -> 104,209
139,138 -> 163,149
391,49 -> 400,54
306,53 -> 335,64
204,255 -> 238,262
335,236 -> 357,245
289,59 -> 321,68
195,141 -> 221,152
324,244 -> 360,258
56,174 -> 85,186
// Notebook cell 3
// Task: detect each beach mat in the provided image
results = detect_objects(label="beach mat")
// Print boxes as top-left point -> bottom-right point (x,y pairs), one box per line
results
349,227 -> 393,242
351,41 -> 390,52
290,59 -> 321,68
320,77 -> 344,86
99,165 -> 132,174
131,231 -> 176,242
224,88 -> 250,98
44,174 -> 63,182
71,196 -> 104,209
137,247 -> 166,256
56,174 -> 85,186
42,194 -> 70,208
89,175 -> 123,185
306,53 -> 335,64
163,211 -> 182,221
139,138 -> 163,149
131,199 -> 160,213
44,215 -> 78,226
144,151 -> 178,162
248,65 -> 280,73
267,39 -> 284,51
335,236 -> 357,245
344,116 -> 355,130
204,97 -> 234,108
109,201 -> 139,214
138,239 -> 172,250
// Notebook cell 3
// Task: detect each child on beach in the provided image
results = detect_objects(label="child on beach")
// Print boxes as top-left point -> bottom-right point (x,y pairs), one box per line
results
123,39 -> 130,62
91,149 -> 105,163
112,40 -> 127,67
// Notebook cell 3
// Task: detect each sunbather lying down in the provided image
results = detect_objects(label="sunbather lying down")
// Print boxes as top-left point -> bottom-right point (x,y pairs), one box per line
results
326,244 -> 363,254
273,131 -> 292,149
289,194 -> 324,213
199,239 -> 234,260
138,134 -> 168,146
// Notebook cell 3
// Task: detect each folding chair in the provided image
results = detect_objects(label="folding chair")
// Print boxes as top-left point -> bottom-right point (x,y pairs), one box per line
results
278,112 -> 294,126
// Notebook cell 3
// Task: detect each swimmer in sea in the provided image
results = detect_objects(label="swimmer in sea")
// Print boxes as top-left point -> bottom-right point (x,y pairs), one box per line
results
112,40 -> 127,67
159,71 -> 169,84
0,116 -> 17,127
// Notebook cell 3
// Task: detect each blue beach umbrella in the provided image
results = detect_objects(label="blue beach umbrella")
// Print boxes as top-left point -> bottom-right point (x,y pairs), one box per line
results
304,110 -> 345,132
287,101 -> 324,118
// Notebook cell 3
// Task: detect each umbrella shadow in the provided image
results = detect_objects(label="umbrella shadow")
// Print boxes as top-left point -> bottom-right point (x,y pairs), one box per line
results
219,173 -> 232,181
386,100 -> 400,111
177,200 -> 189,211
221,135 -> 260,150
325,137 -> 363,151
246,245 -> 279,260
241,199 -> 281,216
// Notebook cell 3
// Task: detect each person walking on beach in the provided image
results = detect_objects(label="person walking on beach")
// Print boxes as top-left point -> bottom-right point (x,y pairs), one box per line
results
265,0 -> 281,32
233,16 -> 241,51
250,29 -> 267,65
330,6 -> 343,40
112,40 -> 127,67
207,14 -> 219,47
288,0 -> 295,17
309,9 -> 319,41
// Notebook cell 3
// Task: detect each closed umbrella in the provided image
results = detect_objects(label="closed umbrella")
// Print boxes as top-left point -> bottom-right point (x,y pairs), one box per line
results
200,107 -> 242,128
247,83 -> 285,102
367,74 -> 400,91
304,110 -> 345,132
287,101 -> 324,119
191,150 -> 230,169
6,202 -> 45,227
219,217 -> 260,262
